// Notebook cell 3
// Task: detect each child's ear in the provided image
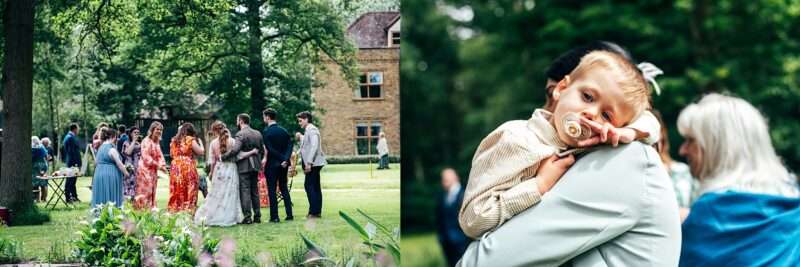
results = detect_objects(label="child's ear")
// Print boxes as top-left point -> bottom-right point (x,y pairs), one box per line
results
553,75 -> 571,101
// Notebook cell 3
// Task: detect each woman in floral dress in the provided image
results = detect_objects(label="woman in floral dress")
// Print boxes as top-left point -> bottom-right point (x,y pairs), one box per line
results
122,127 -> 142,201
168,123 -> 204,214
134,122 -> 167,210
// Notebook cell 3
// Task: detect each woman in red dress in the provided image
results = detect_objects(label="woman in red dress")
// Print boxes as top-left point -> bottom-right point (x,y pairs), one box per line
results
134,122 -> 167,210
168,123 -> 205,214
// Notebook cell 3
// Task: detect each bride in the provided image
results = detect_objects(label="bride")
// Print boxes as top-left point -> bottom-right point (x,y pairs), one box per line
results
194,121 -> 256,226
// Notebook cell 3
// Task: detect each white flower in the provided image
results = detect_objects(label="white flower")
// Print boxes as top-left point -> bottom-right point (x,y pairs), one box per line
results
90,229 -> 98,234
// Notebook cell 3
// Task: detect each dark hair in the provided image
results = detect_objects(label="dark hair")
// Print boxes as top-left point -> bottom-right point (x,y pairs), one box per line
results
545,41 -> 635,82
69,123 -> 79,131
117,124 -> 126,133
296,111 -> 312,123
172,123 -> 197,144
238,113 -> 251,125
263,108 -> 278,120
128,126 -> 139,135
100,127 -> 117,141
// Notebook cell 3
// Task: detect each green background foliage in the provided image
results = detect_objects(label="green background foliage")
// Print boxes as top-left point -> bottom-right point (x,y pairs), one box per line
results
401,0 -> 800,231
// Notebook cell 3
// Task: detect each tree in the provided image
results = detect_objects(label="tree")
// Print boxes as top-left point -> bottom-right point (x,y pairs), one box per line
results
0,0 -> 35,210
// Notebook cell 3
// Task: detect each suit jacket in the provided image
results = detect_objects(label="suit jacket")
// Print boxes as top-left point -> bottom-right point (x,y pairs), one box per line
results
458,142 -> 681,267
437,185 -> 469,247
221,126 -> 264,174
262,123 -> 293,169
299,124 -> 327,167
63,132 -> 82,168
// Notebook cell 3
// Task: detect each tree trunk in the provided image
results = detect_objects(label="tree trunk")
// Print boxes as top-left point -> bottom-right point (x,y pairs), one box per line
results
246,0 -> 265,128
0,0 -> 36,209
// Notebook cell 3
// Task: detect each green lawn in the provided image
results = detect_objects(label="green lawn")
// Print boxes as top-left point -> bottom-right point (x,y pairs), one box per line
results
0,163 -> 400,263
401,233 -> 447,267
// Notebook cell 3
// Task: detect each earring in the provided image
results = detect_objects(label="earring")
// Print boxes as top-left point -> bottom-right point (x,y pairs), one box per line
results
552,90 -> 560,100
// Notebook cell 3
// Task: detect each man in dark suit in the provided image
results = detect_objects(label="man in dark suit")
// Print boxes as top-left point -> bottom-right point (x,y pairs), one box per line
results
221,114 -> 265,224
63,123 -> 82,202
437,168 -> 469,267
261,108 -> 294,223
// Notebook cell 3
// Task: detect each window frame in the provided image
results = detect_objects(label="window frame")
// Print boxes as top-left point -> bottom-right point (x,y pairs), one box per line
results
354,120 -> 383,155
353,71 -> 384,101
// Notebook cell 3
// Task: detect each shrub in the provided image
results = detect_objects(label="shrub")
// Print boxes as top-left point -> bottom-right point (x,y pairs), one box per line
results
9,205 -> 51,226
73,205 -> 221,267
73,205 -> 142,266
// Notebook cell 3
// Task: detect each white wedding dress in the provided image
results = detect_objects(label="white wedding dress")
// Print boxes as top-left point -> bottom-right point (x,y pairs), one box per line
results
194,137 -> 244,226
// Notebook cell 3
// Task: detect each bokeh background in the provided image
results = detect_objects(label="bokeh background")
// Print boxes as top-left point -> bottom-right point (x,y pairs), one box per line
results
400,0 -> 800,265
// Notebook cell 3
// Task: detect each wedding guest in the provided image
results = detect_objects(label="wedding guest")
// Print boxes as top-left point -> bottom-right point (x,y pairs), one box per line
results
92,122 -> 109,153
168,123 -> 205,214
116,124 -> 128,153
377,132 -> 390,169
297,111 -> 327,219
32,136 -> 49,203
678,94 -> 800,266
134,122 -> 167,210
91,127 -> 130,208
437,168 -> 469,267
41,137 -> 55,169
122,127 -> 142,201
263,108 -> 294,223
63,123 -> 82,203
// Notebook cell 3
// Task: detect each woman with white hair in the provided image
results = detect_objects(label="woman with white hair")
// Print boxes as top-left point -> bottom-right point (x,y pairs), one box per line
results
32,136 -> 49,202
677,93 -> 800,266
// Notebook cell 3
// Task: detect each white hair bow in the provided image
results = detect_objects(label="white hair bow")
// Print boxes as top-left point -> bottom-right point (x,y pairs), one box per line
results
637,62 -> 663,95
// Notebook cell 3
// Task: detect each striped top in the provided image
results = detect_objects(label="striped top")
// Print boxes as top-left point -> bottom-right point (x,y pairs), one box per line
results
459,109 -> 660,239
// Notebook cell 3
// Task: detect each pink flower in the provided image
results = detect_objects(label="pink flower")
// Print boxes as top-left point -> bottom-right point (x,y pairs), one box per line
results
197,252 -> 214,267
121,220 -> 137,235
374,250 -> 395,267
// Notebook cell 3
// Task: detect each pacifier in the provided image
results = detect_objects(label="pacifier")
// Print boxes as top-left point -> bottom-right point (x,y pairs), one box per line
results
561,112 -> 593,141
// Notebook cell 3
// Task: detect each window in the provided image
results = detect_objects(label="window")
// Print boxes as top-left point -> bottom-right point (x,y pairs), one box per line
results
391,31 -> 400,46
355,121 -> 382,155
355,72 -> 383,99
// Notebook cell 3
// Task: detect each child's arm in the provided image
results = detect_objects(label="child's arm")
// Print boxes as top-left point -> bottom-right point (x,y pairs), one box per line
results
458,122 -> 572,239
577,111 -> 662,147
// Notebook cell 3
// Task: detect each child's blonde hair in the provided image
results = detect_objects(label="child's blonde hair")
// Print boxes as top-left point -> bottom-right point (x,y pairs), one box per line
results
569,51 -> 651,122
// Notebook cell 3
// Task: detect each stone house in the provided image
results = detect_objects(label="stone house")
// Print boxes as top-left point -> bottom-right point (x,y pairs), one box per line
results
313,11 -> 400,157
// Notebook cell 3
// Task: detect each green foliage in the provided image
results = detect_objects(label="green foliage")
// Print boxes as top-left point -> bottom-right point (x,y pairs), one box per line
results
339,209 -> 401,266
46,240 -> 75,264
402,0 -> 800,232
73,205 -> 142,266
73,204 -> 221,267
0,237 -> 25,264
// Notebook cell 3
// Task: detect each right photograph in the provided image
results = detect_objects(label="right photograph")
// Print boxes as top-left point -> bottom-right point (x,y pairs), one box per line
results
401,1 -> 800,267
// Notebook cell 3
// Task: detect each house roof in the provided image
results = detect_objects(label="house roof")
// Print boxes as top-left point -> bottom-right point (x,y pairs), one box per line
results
347,11 -> 400,49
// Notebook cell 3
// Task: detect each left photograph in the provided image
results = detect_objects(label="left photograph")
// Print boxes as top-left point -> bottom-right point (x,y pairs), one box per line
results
0,0 -> 400,266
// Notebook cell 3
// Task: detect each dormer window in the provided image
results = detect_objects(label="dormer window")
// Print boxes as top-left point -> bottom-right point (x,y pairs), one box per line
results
391,32 -> 400,46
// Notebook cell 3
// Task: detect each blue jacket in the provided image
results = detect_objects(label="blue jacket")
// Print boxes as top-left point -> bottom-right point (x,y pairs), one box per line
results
63,132 -> 82,168
680,190 -> 800,267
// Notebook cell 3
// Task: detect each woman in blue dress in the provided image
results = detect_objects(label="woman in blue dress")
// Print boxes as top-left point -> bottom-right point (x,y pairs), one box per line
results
91,127 -> 131,208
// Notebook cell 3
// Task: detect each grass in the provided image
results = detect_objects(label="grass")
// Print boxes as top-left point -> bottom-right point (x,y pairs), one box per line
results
0,163 -> 399,263
401,232 -> 447,267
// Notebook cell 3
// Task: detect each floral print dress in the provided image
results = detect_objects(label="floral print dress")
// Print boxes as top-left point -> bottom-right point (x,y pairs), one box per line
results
168,136 -> 200,214
134,137 -> 166,210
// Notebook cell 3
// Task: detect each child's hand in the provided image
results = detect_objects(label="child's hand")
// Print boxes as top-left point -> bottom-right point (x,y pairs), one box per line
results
577,118 -> 644,147
536,154 -> 575,193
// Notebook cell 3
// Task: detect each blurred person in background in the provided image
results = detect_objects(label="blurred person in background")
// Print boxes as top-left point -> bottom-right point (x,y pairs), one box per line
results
651,110 -> 698,221
437,168 -> 469,267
